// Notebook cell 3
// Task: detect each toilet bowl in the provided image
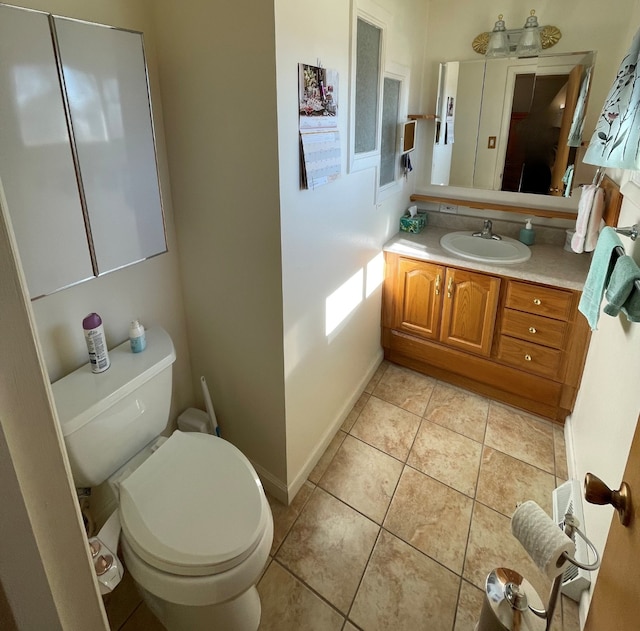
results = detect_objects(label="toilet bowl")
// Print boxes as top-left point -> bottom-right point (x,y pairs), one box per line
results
51,327 -> 273,631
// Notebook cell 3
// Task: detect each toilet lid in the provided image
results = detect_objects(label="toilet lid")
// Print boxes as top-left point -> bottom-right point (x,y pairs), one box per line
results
119,431 -> 269,577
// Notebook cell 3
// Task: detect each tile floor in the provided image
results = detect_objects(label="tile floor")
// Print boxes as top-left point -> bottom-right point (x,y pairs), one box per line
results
106,361 -> 580,631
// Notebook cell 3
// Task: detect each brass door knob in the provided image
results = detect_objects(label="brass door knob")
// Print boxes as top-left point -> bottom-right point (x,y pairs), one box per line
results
584,472 -> 632,527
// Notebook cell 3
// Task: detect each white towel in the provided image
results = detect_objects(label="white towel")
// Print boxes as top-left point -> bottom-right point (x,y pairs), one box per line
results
572,185 -> 598,253
583,186 -> 605,252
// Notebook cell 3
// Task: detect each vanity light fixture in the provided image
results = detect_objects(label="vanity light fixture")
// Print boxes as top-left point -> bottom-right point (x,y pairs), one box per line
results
472,10 -> 561,57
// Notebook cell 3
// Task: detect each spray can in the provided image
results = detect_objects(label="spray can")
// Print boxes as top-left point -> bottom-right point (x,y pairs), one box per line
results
83,313 -> 110,373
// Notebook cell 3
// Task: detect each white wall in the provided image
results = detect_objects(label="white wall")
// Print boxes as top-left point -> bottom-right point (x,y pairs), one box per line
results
275,0 -> 429,492
150,0 -> 429,498
7,0 -> 194,423
417,0 -> 639,209
150,1 -> 288,489
567,168 -> 640,623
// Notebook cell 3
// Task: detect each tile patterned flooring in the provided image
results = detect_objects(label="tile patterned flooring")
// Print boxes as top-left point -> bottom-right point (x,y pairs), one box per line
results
106,361 -> 580,631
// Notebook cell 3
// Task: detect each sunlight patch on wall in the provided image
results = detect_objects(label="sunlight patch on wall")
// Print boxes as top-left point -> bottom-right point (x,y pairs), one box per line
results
325,268 -> 364,336
365,252 -> 384,297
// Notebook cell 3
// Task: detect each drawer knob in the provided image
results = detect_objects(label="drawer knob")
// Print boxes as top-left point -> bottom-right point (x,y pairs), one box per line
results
533,298 -> 541,306
528,327 -> 537,334
524,354 -> 532,362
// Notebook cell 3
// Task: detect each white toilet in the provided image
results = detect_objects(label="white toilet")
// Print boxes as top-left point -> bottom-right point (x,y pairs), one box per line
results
52,327 -> 273,631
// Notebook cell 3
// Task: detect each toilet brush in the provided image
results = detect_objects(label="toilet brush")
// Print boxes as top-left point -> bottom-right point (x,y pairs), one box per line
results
200,376 -> 221,437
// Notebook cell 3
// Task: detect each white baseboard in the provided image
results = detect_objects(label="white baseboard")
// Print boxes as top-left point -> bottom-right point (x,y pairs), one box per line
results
260,349 -> 384,506
564,413 -> 578,480
251,460 -> 288,504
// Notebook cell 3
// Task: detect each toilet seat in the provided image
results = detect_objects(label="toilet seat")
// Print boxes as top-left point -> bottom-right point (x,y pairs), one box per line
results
119,431 -> 269,577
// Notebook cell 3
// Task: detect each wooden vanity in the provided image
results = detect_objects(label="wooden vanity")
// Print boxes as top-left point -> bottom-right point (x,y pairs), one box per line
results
382,228 -> 593,423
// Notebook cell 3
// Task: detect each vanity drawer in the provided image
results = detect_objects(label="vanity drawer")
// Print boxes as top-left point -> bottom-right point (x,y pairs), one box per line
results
505,281 -> 573,321
501,309 -> 568,349
497,335 -> 563,379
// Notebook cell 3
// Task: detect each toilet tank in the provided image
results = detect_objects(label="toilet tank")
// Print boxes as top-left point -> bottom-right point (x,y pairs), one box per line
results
52,327 -> 176,488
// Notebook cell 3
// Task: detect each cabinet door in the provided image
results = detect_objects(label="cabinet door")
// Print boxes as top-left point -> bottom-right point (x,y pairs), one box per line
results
440,268 -> 500,356
54,17 -> 166,275
395,258 -> 444,340
0,6 -> 94,298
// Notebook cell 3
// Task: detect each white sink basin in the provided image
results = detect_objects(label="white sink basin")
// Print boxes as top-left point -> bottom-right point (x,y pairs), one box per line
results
440,231 -> 531,265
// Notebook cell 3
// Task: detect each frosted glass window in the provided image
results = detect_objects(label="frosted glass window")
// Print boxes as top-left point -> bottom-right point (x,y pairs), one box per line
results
380,77 -> 400,186
355,18 -> 381,154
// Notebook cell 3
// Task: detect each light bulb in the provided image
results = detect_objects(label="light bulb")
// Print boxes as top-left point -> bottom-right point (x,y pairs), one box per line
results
515,10 -> 542,58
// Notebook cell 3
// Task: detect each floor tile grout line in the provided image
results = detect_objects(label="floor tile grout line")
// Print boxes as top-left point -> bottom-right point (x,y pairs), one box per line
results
344,525 -> 385,625
482,441 -> 557,477
450,575 -> 465,631
457,402 -> 490,618
269,558 -> 349,623
267,482 -> 317,558
117,601 -> 144,631
421,414 -> 487,447
378,523 -> 467,579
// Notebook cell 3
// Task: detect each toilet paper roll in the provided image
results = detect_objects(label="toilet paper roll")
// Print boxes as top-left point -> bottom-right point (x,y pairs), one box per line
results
511,501 -> 575,579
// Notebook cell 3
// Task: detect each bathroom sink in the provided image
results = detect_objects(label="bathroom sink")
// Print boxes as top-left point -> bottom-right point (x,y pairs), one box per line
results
440,231 -> 531,265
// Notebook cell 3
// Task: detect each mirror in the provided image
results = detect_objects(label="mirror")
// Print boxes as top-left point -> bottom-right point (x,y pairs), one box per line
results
431,51 -> 596,198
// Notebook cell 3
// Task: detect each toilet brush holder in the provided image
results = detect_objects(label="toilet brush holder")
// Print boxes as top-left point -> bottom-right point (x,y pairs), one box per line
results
177,407 -> 213,434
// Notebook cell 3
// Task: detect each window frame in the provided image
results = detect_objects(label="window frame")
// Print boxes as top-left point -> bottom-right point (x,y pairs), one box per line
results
377,64 -> 409,202
348,3 -> 388,174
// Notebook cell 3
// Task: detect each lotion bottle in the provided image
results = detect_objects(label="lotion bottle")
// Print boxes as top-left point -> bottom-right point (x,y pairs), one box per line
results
519,218 -> 535,245
83,313 -> 110,373
129,319 -> 146,353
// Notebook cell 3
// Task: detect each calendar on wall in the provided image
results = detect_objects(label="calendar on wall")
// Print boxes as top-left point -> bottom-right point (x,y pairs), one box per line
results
298,63 -> 341,190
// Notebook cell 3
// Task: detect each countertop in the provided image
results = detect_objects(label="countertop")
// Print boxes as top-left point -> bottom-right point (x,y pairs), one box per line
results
384,227 -> 592,291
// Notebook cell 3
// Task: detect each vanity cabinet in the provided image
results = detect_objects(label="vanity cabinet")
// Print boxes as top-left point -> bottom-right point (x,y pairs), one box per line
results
393,258 -> 500,356
382,253 -> 591,422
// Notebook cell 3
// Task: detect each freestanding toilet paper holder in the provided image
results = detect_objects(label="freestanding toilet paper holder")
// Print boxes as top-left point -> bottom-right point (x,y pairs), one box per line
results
476,513 -> 600,631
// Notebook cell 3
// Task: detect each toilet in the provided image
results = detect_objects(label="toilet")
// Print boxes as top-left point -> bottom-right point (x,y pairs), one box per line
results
52,327 -> 273,631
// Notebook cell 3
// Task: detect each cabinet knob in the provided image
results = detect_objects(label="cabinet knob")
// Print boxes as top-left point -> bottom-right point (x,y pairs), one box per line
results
435,274 -> 441,296
533,298 -> 541,306
447,276 -> 454,299
528,327 -> 537,334
524,354 -> 532,361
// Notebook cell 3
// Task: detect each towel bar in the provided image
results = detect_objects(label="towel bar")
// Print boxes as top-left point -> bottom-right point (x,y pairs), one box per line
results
613,244 -> 640,293
614,224 -> 638,241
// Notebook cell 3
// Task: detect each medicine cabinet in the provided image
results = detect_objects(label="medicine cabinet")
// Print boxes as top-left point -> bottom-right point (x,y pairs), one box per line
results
0,4 -> 166,299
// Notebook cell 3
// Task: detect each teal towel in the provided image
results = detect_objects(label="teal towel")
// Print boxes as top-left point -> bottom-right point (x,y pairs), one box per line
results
578,227 -> 624,330
603,255 -> 640,321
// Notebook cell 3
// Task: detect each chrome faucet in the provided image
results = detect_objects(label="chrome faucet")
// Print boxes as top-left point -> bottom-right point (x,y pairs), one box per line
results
472,219 -> 502,240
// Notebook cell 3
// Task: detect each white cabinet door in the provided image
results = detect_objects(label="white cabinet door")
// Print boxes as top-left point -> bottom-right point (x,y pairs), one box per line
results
54,17 -> 166,275
0,5 -> 94,298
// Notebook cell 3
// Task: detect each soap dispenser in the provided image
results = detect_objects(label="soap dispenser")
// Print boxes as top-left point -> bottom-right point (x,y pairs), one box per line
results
519,218 -> 535,245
